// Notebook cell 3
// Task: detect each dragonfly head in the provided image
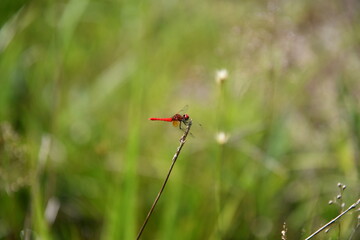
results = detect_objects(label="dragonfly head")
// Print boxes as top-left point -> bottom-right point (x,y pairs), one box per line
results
183,114 -> 189,121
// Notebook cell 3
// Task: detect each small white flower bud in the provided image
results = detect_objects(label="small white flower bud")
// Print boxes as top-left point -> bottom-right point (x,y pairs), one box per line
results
215,69 -> 228,84
215,131 -> 229,144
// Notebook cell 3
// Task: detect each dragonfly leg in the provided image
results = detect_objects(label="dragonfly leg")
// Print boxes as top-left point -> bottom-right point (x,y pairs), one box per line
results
179,121 -> 188,130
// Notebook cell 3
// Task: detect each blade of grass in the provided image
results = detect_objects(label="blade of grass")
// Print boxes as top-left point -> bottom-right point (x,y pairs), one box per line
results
136,120 -> 192,240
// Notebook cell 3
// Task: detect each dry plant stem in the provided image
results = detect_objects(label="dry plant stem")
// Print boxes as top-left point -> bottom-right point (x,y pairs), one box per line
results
136,121 -> 192,240
305,198 -> 360,240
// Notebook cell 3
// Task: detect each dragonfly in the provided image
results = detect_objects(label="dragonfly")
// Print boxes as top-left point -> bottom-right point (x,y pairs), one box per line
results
149,106 -> 191,131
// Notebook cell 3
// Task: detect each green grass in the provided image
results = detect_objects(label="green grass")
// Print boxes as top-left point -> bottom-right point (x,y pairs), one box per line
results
1,0 -> 360,239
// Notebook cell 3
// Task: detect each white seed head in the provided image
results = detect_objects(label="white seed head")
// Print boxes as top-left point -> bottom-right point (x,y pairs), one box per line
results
215,131 -> 229,144
215,69 -> 228,84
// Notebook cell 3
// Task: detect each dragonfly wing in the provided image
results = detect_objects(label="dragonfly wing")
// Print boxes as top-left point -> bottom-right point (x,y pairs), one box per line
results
172,121 -> 180,127
178,105 -> 189,115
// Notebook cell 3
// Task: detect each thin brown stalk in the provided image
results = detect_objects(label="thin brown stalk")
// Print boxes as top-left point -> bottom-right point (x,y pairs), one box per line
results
305,198 -> 360,240
136,120 -> 192,240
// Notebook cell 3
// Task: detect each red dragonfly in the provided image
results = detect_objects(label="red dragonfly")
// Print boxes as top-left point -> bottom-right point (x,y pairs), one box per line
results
149,107 -> 191,130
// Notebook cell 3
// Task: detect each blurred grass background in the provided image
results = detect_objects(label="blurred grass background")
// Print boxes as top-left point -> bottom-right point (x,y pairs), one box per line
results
1,0 -> 360,239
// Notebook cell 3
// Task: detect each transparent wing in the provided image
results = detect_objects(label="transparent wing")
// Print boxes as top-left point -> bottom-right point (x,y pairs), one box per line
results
177,105 -> 189,115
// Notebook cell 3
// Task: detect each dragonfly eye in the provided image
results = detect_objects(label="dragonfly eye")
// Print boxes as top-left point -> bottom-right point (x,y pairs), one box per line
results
183,114 -> 189,120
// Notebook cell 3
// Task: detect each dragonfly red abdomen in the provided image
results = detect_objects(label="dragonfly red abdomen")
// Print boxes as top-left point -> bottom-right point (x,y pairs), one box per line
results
148,117 -> 173,122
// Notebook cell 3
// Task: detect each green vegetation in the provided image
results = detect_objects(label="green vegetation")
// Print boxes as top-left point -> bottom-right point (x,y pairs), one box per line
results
1,0 -> 359,239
